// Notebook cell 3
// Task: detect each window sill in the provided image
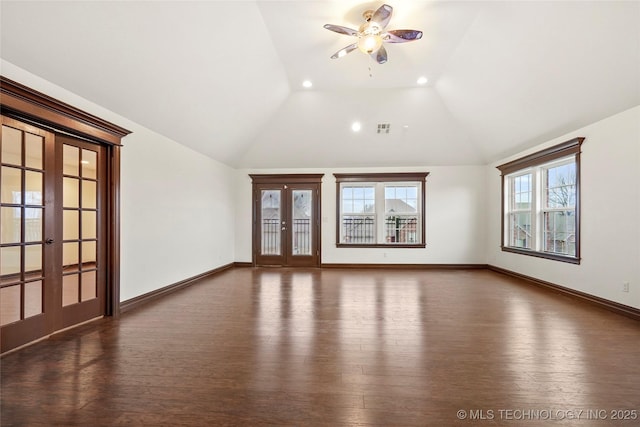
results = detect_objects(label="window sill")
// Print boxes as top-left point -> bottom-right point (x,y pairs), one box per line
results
337,243 -> 426,249
501,246 -> 580,265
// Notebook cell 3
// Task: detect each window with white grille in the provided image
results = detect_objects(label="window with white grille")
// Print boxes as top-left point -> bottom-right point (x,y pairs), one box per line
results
498,138 -> 583,263
334,173 -> 428,247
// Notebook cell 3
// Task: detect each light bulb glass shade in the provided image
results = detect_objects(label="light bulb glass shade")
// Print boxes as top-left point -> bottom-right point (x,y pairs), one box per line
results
357,21 -> 383,54
358,34 -> 383,54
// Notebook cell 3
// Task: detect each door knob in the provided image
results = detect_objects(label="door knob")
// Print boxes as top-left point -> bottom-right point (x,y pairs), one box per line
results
45,238 -> 54,245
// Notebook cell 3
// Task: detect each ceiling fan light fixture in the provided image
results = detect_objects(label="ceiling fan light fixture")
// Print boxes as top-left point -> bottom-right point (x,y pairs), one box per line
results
357,20 -> 383,54
324,4 -> 422,64
358,33 -> 383,54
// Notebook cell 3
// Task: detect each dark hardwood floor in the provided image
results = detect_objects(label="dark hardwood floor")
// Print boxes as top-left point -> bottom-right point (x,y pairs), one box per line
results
2,268 -> 639,426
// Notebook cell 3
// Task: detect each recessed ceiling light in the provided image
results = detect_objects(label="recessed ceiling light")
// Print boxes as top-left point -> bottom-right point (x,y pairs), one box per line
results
302,80 -> 313,88
351,122 -> 362,132
417,76 -> 428,85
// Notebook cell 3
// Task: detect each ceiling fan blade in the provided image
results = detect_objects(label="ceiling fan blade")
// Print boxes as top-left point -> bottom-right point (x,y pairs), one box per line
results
323,24 -> 358,37
384,29 -> 423,43
372,4 -> 393,29
330,43 -> 358,59
372,45 -> 388,64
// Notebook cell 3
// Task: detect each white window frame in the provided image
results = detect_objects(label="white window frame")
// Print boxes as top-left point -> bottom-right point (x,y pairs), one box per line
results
383,183 -> 421,244
498,138 -> 583,264
340,184 -> 376,244
506,170 -> 534,250
334,173 -> 429,248
540,158 -> 577,256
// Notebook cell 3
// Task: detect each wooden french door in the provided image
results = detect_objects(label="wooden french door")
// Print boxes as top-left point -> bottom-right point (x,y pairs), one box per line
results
57,134 -> 107,329
251,175 -> 322,267
1,116 -> 107,352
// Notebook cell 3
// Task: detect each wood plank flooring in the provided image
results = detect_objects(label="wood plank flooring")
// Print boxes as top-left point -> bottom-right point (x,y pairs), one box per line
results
2,268 -> 639,426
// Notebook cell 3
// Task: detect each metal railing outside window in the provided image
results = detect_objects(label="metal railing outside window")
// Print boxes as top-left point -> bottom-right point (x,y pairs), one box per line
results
342,216 -> 375,244
384,216 -> 418,243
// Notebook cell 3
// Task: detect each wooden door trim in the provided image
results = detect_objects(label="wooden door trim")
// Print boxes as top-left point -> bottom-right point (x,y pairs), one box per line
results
0,77 -> 130,146
250,174 -> 324,184
108,145 -> 122,316
1,77 -> 130,325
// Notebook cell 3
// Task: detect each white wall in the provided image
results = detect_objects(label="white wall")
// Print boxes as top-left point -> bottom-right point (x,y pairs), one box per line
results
1,60 -> 237,302
120,126 -> 236,301
486,106 -> 640,309
235,165 -> 488,265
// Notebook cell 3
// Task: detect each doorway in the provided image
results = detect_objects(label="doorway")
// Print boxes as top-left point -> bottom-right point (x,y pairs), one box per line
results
1,77 -> 129,354
251,174 -> 323,267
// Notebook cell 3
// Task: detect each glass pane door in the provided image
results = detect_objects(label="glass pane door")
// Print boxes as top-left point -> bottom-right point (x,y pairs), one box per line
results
260,190 -> 282,256
62,144 -> 99,306
292,190 -> 312,256
57,135 -> 106,330
1,116 -> 110,353
1,123 -> 45,326
0,117 -> 55,352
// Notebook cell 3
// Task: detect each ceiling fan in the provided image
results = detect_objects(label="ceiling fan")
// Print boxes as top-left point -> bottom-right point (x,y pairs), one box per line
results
324,3 -> 423,64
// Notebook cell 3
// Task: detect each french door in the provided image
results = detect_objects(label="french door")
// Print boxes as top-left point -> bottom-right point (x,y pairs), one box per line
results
251,175 -> 322,267
1,116 -> 107,352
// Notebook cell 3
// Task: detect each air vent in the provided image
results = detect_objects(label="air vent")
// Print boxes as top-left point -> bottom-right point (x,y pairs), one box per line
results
377,123 -> 391,134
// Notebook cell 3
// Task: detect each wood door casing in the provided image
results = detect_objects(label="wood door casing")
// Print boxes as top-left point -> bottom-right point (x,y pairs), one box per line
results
251,174 -> 323,267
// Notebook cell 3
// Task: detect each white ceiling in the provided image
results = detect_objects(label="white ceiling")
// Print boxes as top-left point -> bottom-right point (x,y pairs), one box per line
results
1,1 -> 639,168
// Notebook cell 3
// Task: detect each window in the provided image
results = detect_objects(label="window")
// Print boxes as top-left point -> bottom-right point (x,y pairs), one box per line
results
334,173 -> 428,247
497,137 -> 583,264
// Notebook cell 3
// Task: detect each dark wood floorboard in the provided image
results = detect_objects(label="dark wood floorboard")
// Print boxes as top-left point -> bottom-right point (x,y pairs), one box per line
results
2,268 -> 639,426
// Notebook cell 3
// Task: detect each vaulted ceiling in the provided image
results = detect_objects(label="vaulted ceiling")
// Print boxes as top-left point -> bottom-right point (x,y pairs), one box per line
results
2,1 -> 639,168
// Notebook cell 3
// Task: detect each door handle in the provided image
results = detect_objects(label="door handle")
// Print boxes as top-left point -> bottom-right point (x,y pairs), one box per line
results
45,238 -> 54,245
281,227 -> 286,231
